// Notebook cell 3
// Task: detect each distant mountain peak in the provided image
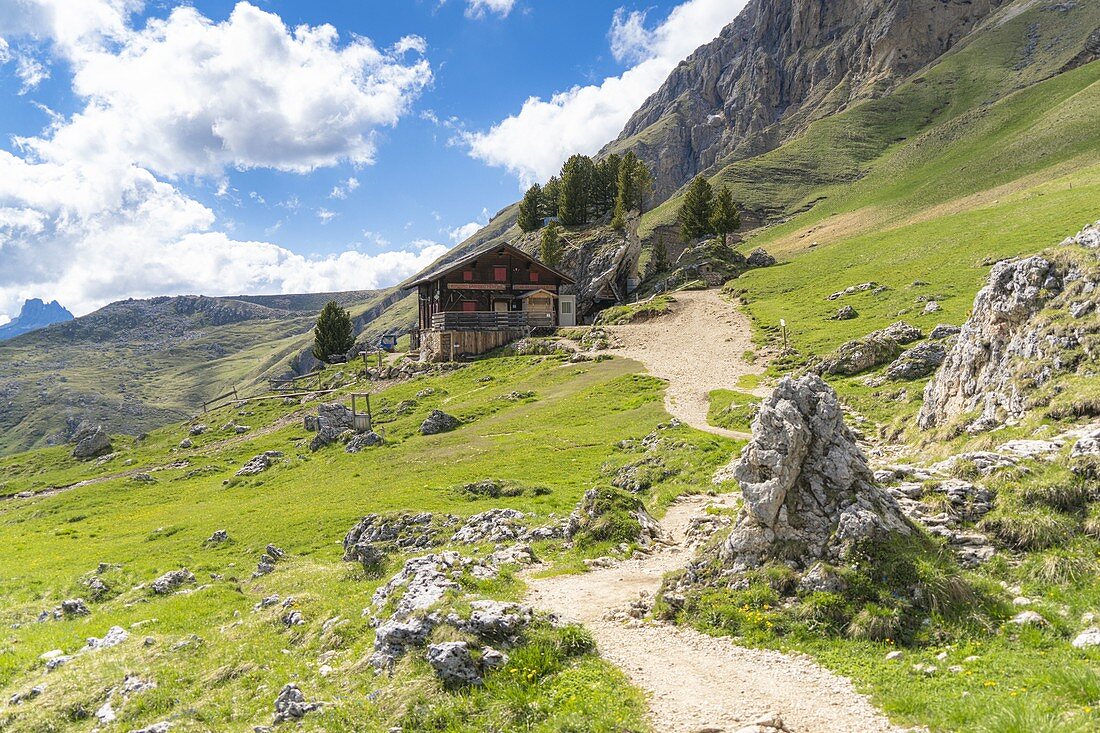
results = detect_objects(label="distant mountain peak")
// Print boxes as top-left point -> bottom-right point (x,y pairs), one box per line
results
0,298 -> 75,342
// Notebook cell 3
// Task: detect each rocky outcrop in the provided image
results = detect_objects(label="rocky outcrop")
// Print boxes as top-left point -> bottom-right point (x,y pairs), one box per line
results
420,410 -> 460,436
72,424 -> 112,459
605,0 -> 1005,200
236,451 -> 283,476
820,333 -> 900,376
919,220 -> 1100,432
721,375 -> 914,571
272,684 -> 321,724
151,569 -> 195,595
884,341 -> 946,381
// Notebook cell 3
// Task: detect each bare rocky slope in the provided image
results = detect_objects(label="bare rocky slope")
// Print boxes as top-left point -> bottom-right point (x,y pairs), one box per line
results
604,0 -> 1007,200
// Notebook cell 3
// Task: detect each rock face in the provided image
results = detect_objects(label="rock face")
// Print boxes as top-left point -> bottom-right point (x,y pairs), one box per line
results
919,221 -> 1100,431
0,298 -> 74,341
72,425 -> 112,459
722,375 -> 914,570
604,0 -> 1005,200
420,410 -> 460,436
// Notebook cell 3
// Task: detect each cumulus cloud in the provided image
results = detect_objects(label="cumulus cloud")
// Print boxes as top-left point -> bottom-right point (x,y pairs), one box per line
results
15,2 -> 432,177
0,2 -> 440,321
464,0 -> 746,185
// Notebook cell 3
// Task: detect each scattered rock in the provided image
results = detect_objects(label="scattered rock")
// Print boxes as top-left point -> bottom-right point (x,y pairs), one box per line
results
832,305 -> 858,320
59,598 -> 90,617
178,438 -> 193,449
929,324 -> 961,340
734,712 -> 791,733
272,683 -> 321,724
8,685 -> 43,705
151,569 -> 195,594
426,641 -> 482,686
1071,628 -> 1100,649
721,375 -> 914,571
309,426 -> 340,452
189,425 -> 208,436
72,425 -> 112,460
420,410 -> 461,436
567,487 -> 666,548
884,341 -> 946,381
1009,610 -> 1046,626
877,321 -> 923,345
236,451 -> 283,476
234,425 -> 251,434
451,509 -> 528,544
820,334 -> 901,376
132,723 -> 172,733
997,440 -> 1058,459
885,650 -> 904,661
86,626 -> 128,649
746,248 -> 777,268
345,431 -> 384,452
827,282 -> 881,300
923,301 -> 942,314
85,576 -> 110,601
318,402 -> 354,432
342,513 -> 445,570
253,544 -> 286,578
204,529 -> 230,546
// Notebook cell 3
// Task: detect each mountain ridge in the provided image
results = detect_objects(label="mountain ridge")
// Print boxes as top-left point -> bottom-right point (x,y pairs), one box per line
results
0,298 -> 74,342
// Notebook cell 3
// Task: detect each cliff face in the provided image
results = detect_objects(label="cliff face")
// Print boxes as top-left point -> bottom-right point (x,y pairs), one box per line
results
606,0 -> 1005,200
0,298 -> 74,342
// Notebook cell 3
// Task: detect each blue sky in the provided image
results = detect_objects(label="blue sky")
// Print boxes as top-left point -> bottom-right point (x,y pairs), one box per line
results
0,0 -> 744,321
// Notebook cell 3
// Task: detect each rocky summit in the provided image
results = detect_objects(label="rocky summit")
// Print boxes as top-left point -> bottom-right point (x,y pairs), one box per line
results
722,374 -> 914,571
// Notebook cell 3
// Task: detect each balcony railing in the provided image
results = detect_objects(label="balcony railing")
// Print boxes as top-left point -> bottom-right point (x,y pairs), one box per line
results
429,311 -> 554,331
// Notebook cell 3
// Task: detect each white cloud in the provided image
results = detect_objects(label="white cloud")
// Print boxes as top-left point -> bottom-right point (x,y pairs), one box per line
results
14,2 -> 432,177
0,2 -> 443,322
464,0 -> 746,185
15,53 -> 49,92
316,207 -> 337,224
329,176 -> 360,199
465,0 -> 516,19
448,221 -> 482,243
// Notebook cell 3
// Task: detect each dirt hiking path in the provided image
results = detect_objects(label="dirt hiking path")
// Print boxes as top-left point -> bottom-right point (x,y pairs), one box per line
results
525,495 -> 903,733
609,289 -> 765,440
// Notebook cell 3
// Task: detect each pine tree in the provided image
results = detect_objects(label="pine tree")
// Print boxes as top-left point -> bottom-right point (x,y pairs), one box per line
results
518,184 -> 543,232
558,154 -> 595,226
612,152 -> 653,230
312,301 -> 355,362
678,175 -> 715,242
652,235 -> 670,273
595,154 -> 621,217
541,176 -> 562,218
709,184 -> 741,241
540,221 -> 563,267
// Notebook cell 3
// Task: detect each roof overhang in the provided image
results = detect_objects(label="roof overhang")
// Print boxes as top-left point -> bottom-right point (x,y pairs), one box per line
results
402,242 -> 575,289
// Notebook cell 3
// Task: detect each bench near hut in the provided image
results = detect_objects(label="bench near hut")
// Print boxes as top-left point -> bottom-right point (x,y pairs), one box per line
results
404,243 -> 576,362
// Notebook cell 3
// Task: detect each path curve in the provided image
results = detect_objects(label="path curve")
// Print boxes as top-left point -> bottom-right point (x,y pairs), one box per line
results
525,495 -> 903,733
609,289 -> 765,440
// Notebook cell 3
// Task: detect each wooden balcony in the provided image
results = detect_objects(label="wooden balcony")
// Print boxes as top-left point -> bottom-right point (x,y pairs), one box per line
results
429,311 -> 554,331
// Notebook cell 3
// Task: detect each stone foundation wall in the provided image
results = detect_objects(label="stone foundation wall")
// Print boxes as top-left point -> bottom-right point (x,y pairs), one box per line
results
420,328 -> 528,362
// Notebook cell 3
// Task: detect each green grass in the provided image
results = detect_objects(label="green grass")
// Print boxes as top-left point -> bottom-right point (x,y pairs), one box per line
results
0,354 -> 734,731
595,296 -> 673,325
707,389 -> 759,433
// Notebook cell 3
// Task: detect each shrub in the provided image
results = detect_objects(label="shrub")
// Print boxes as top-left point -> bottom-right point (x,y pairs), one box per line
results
1019,476 -> 1092,512
846,603 -> 904,642
979,505 -> 1076,551
1022,546 -> 1098,587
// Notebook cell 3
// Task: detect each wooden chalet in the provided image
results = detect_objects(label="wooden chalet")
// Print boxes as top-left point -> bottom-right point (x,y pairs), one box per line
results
404,243 -> 576,361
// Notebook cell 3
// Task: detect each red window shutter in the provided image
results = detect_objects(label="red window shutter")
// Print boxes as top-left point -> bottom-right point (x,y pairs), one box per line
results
463,270 -> 474,281
494,266 -> 507,282
530,271 -> 539,283
462,301 -> 477,312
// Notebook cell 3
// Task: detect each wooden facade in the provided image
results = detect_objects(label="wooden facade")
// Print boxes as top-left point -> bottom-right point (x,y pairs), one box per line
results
404,244 -> 575,361
406,244 -> 574,332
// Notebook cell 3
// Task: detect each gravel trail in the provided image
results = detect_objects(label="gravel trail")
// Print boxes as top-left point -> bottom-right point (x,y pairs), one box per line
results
525,495 -> 905,733
609,289 -> 766,440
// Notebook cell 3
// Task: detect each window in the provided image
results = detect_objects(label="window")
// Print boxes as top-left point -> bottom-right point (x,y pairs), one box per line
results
529,271 -> 539,283
462,270 -> 474,282
493,266 -> 508,282
461,301 -> 477,312
561,301 -> 573,314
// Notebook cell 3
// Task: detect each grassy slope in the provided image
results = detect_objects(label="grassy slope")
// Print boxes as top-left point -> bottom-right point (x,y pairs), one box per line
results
0,354 -> 735,731
0,290 -> 406,456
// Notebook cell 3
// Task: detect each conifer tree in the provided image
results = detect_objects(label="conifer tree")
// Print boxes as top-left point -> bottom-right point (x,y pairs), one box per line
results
312,301 -> 355,362
540,221 -> 563,267
558,154 -> 595,226
678,175 -> 715,242
595,154 -> 622,216
709,184 -> 741,241
518,183 -> 543,232
541,176 -> 562,218
652,235 -> 670,273
612,152 -> 653,230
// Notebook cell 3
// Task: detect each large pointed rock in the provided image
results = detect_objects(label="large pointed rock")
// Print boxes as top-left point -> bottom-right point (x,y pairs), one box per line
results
721,375 -> 913,571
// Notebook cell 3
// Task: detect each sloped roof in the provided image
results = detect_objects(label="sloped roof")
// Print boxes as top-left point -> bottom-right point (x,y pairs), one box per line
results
402,242 -> 574,289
